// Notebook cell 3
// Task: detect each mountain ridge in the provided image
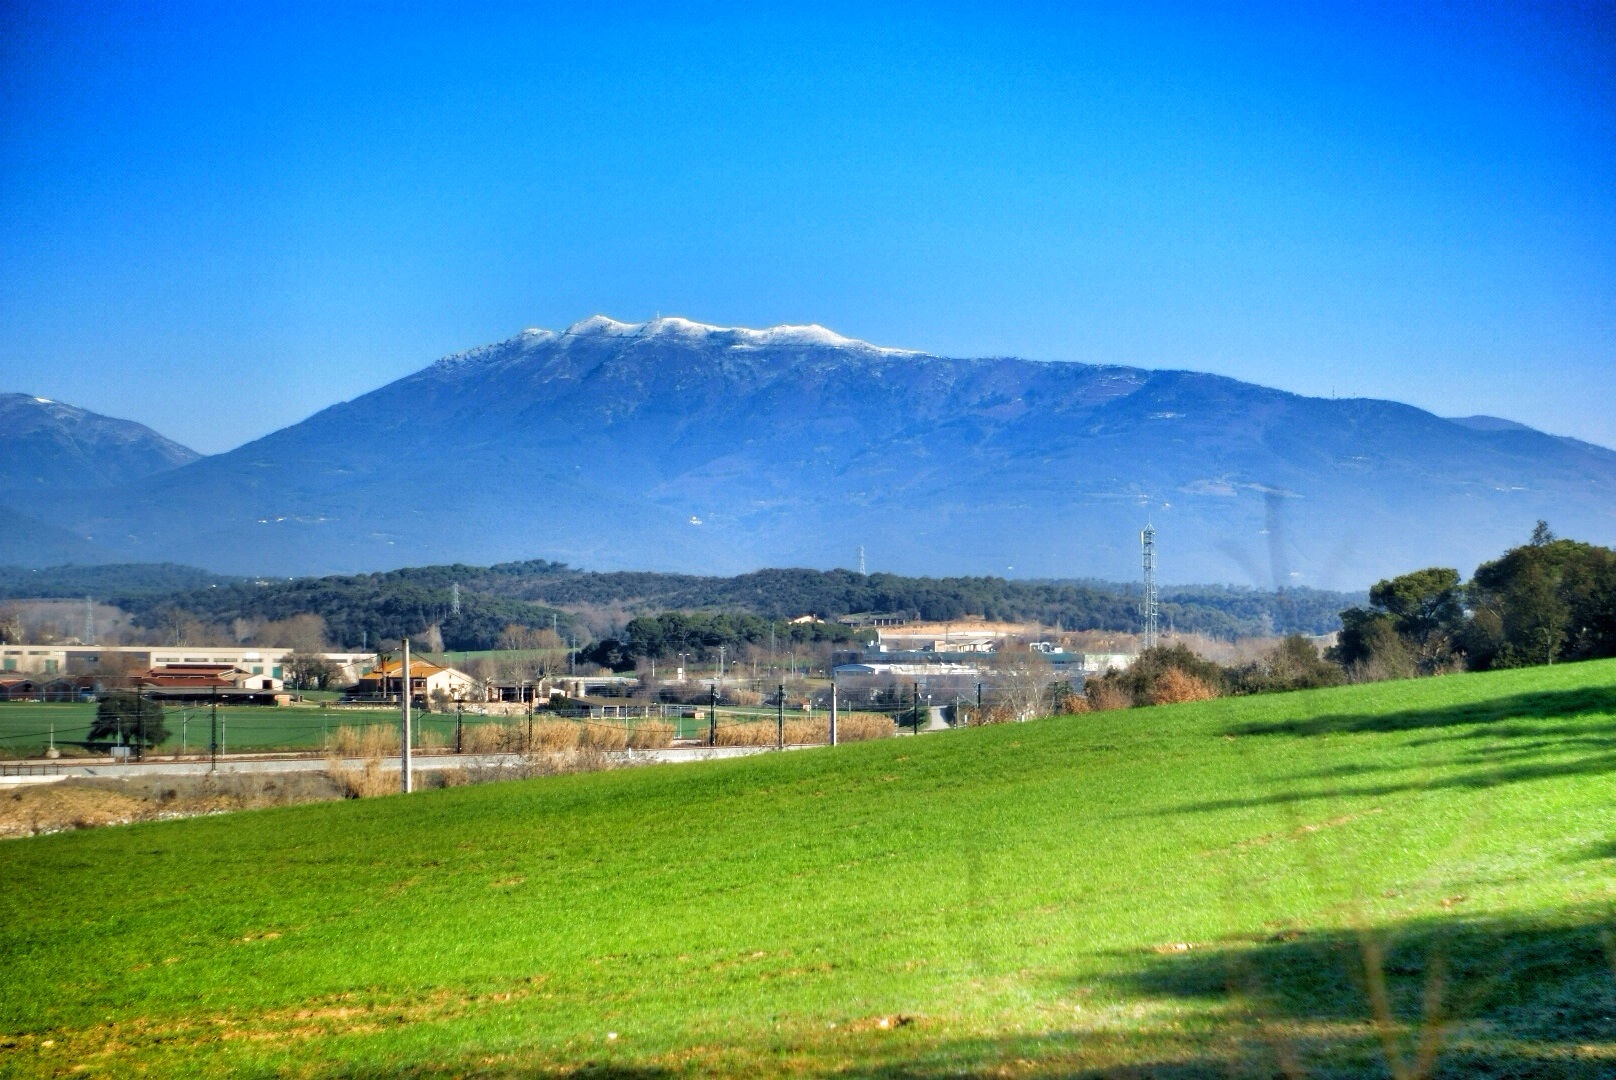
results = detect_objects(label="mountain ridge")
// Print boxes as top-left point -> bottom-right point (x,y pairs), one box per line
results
5,318 -> 1613,588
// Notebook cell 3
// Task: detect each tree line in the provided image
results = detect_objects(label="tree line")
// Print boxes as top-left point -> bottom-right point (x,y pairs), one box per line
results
1331,522 -> 1616,677
1070,523 -> 1616,718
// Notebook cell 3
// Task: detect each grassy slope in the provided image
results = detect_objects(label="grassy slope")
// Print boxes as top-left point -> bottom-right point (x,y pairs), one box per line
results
2,661 -> 1614,1077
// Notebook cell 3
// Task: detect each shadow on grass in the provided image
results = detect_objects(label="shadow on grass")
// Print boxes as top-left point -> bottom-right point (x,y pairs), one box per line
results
1168,749 -> 1616,815
1153,686 -> 1616,814
1229,686 -> 1616,740
832,913 -> 1616,1078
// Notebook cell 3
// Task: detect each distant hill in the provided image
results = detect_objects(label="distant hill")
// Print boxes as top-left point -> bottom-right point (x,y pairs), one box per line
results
11,319 -> 1616,588
0,506 -> 121,567
0,559 -> 1358,650
0,393 -> 199,489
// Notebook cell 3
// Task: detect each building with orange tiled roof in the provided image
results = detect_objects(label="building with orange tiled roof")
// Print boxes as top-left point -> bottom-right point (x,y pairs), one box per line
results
349,657 -> 477,703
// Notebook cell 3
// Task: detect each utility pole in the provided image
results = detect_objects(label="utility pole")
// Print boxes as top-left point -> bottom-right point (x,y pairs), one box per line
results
400,637 -> 414,793
913,681 -> 921,735
210,684 -> 218,772
708,683 -> 718,746
829,674 -> 838,746
451,582 -> 461,616
777,683 -> 785,749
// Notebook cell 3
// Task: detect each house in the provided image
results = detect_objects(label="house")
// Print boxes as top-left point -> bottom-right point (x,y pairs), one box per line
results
553,695 -> 658,719
37,677 -> 94,702
0,677 -> 39,701
349,658 -> 477,703
140,663 -> 284,692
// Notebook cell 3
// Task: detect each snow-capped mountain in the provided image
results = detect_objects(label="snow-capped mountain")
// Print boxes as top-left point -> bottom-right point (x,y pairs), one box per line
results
9,318 -> 1616,586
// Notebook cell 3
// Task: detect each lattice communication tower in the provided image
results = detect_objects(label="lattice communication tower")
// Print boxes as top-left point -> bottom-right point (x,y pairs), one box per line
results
1141,525 -> 1159,650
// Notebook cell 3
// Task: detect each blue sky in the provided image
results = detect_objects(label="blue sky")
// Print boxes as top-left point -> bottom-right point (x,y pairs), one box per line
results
1,1 -> 1611,453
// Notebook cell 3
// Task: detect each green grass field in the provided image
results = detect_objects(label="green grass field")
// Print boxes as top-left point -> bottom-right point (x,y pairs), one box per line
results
0,702 -> 408,755
2,661 -> 1614,1076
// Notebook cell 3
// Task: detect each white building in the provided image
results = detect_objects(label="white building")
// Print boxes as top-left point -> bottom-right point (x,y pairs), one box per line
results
0,644 -> 376,684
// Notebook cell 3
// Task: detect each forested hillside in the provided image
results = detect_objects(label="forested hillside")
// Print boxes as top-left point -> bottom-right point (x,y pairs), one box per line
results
0,560 -> 1356,651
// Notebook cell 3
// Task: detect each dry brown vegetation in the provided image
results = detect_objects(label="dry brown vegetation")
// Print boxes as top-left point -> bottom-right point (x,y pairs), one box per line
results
1147,668 -> 1219,705
1085,682 -> 1135,711
331,725 -> 399,757
459,722 -> 523,754
324,756 -> 398,799
834,712 -> 896,742
0,773 -> 344,838
625,720 -> 674,749
964,704 -> 1018,726
528,720 -> 581,753
710,711 -> 893,745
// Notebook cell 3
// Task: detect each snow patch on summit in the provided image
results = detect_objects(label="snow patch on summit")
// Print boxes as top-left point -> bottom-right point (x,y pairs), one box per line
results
560,315 -> 919,354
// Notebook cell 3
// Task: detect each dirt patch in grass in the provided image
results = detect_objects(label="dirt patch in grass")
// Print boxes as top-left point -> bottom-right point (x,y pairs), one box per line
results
0,981 -> 543,1069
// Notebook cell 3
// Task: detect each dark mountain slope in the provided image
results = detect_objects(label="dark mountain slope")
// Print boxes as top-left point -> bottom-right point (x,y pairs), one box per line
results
0,393 -> 199,489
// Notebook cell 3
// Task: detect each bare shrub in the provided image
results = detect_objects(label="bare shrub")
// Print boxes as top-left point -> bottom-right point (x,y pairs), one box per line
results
1052,685 -> 1091,714
1147,668 -> 1218,705
835,712 -> 895,741
417,728 -> 447,752
626,720 -> 673,749
1085,682 -> 1134,711
966,705 -> 1017,726
727,689 -> 762,706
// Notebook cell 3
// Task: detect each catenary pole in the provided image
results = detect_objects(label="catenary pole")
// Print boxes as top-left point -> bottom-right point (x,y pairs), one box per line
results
777,683 -> 785,749
400,637 -> 413,793
829,674 -> 838,746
